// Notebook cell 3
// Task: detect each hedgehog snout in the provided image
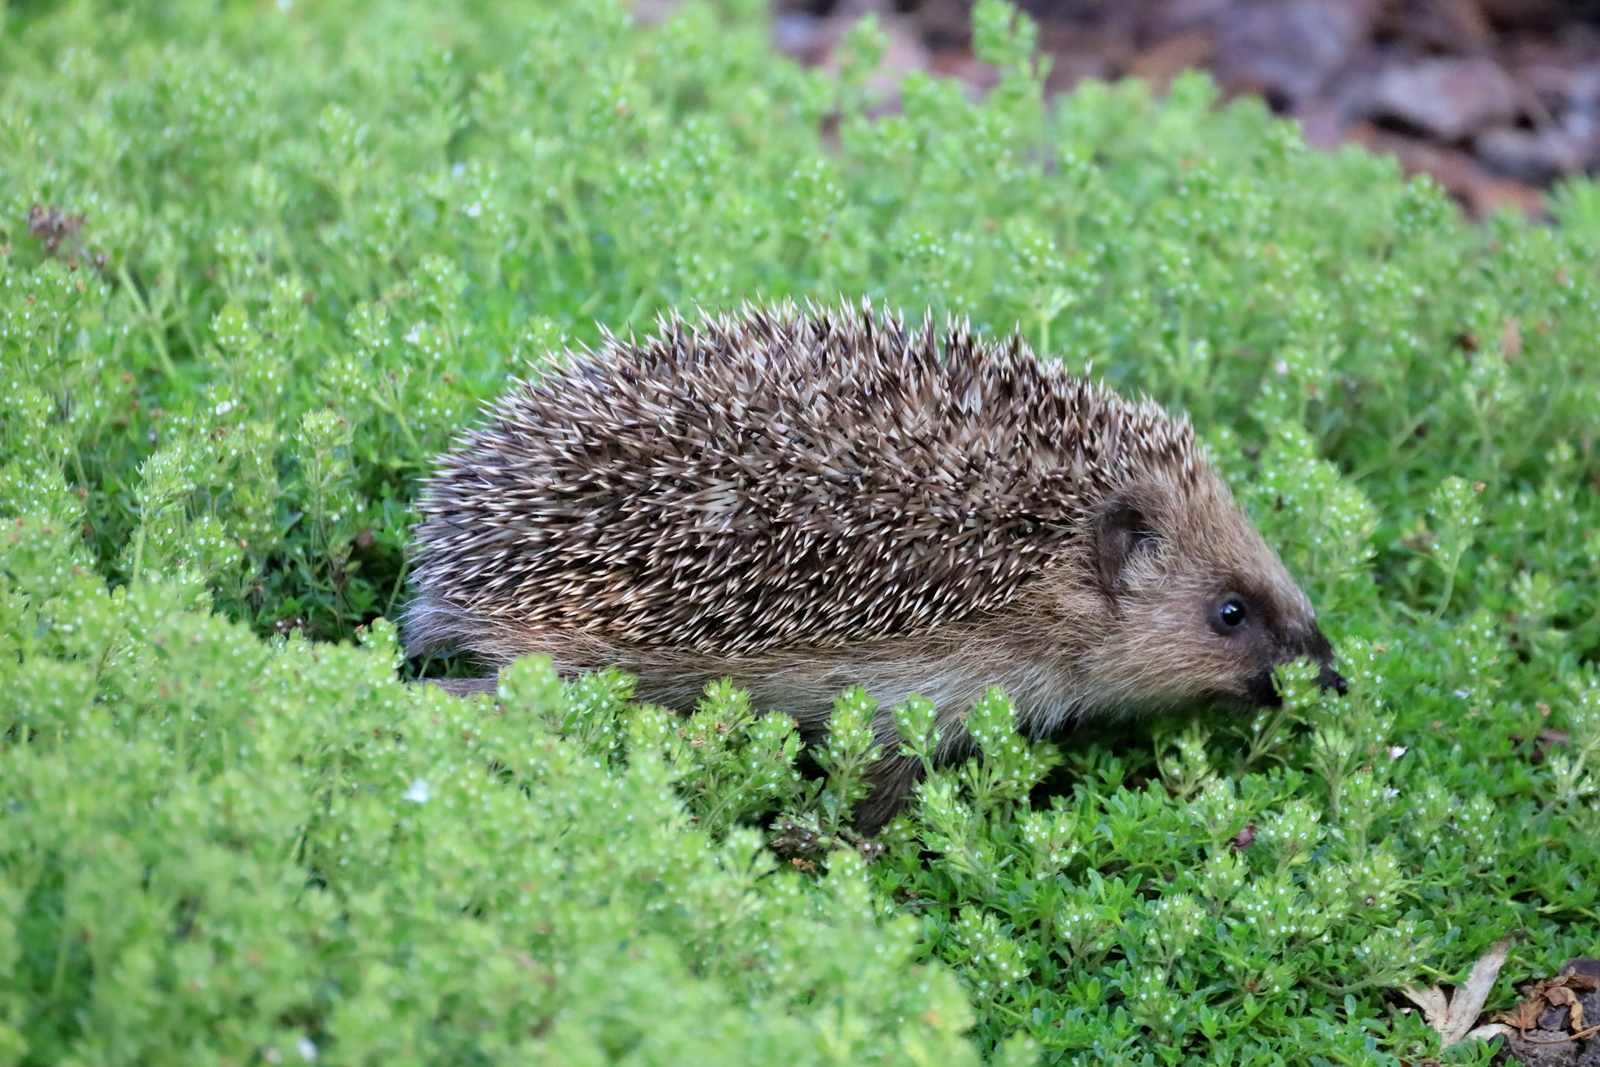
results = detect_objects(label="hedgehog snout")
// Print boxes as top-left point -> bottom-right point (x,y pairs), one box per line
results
1298,623 -> 1346,695
1240,626 -> 1346,707
1239,663 -> 1345,708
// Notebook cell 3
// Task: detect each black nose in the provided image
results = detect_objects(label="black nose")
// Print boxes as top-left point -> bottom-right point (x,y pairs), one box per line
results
1316,664 -> 1348,696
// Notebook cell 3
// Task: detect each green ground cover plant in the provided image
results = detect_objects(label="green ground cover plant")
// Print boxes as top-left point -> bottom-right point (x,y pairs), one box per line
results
1,0 -> 1598,1063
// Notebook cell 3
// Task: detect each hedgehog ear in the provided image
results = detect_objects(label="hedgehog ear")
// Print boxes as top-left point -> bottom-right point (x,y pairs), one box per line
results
1092,490 -> 1159,593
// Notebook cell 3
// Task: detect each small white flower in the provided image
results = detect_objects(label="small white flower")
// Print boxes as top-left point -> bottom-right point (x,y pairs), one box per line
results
296,1037 -> 318,1062
214,399 -> 234,416
403,778 -> 430,803
1388,746 -> 1407,760
452,162 -> 466,178
403,324 -> 422,345
1383,787 -> 1401,801
466,202 -> 483,218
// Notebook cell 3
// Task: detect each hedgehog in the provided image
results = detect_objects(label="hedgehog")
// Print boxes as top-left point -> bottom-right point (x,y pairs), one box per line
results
405,300 -> 1344,828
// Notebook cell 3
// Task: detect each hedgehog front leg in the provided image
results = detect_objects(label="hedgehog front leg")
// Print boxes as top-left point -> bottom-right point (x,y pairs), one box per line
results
855,749 -> 925,834
853,700 -> 978,833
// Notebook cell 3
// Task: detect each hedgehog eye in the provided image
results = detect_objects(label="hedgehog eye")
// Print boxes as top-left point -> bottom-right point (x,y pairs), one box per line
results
1217,598 -> 1247,629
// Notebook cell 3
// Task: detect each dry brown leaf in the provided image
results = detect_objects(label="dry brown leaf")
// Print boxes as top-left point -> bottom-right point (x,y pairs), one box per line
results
1403,936 -> 1513,1048
1501,317 -> 1522,360
1493,988 -> 1545,1032
1548,986 -> 1583,1032
1494,973 -> 1600,1034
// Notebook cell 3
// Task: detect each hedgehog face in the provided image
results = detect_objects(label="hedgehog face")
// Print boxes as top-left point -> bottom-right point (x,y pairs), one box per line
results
1075,474 -> 1344,713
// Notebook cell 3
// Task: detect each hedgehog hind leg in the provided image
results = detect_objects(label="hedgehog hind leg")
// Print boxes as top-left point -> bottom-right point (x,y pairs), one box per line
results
399,591 -> 539,673
396,594 -> 500,693
399,589 -> 476,660
422,676 -> 498,696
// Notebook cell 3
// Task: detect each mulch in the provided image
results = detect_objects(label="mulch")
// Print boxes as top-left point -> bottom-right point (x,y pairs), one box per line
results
770,0 -> 1600,218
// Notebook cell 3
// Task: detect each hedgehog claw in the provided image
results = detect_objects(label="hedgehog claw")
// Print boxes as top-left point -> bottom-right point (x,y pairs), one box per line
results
1317,664 -> 1349,696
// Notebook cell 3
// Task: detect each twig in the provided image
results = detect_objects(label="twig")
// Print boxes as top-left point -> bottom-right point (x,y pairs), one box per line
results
1517,1023 -> 1600,1045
